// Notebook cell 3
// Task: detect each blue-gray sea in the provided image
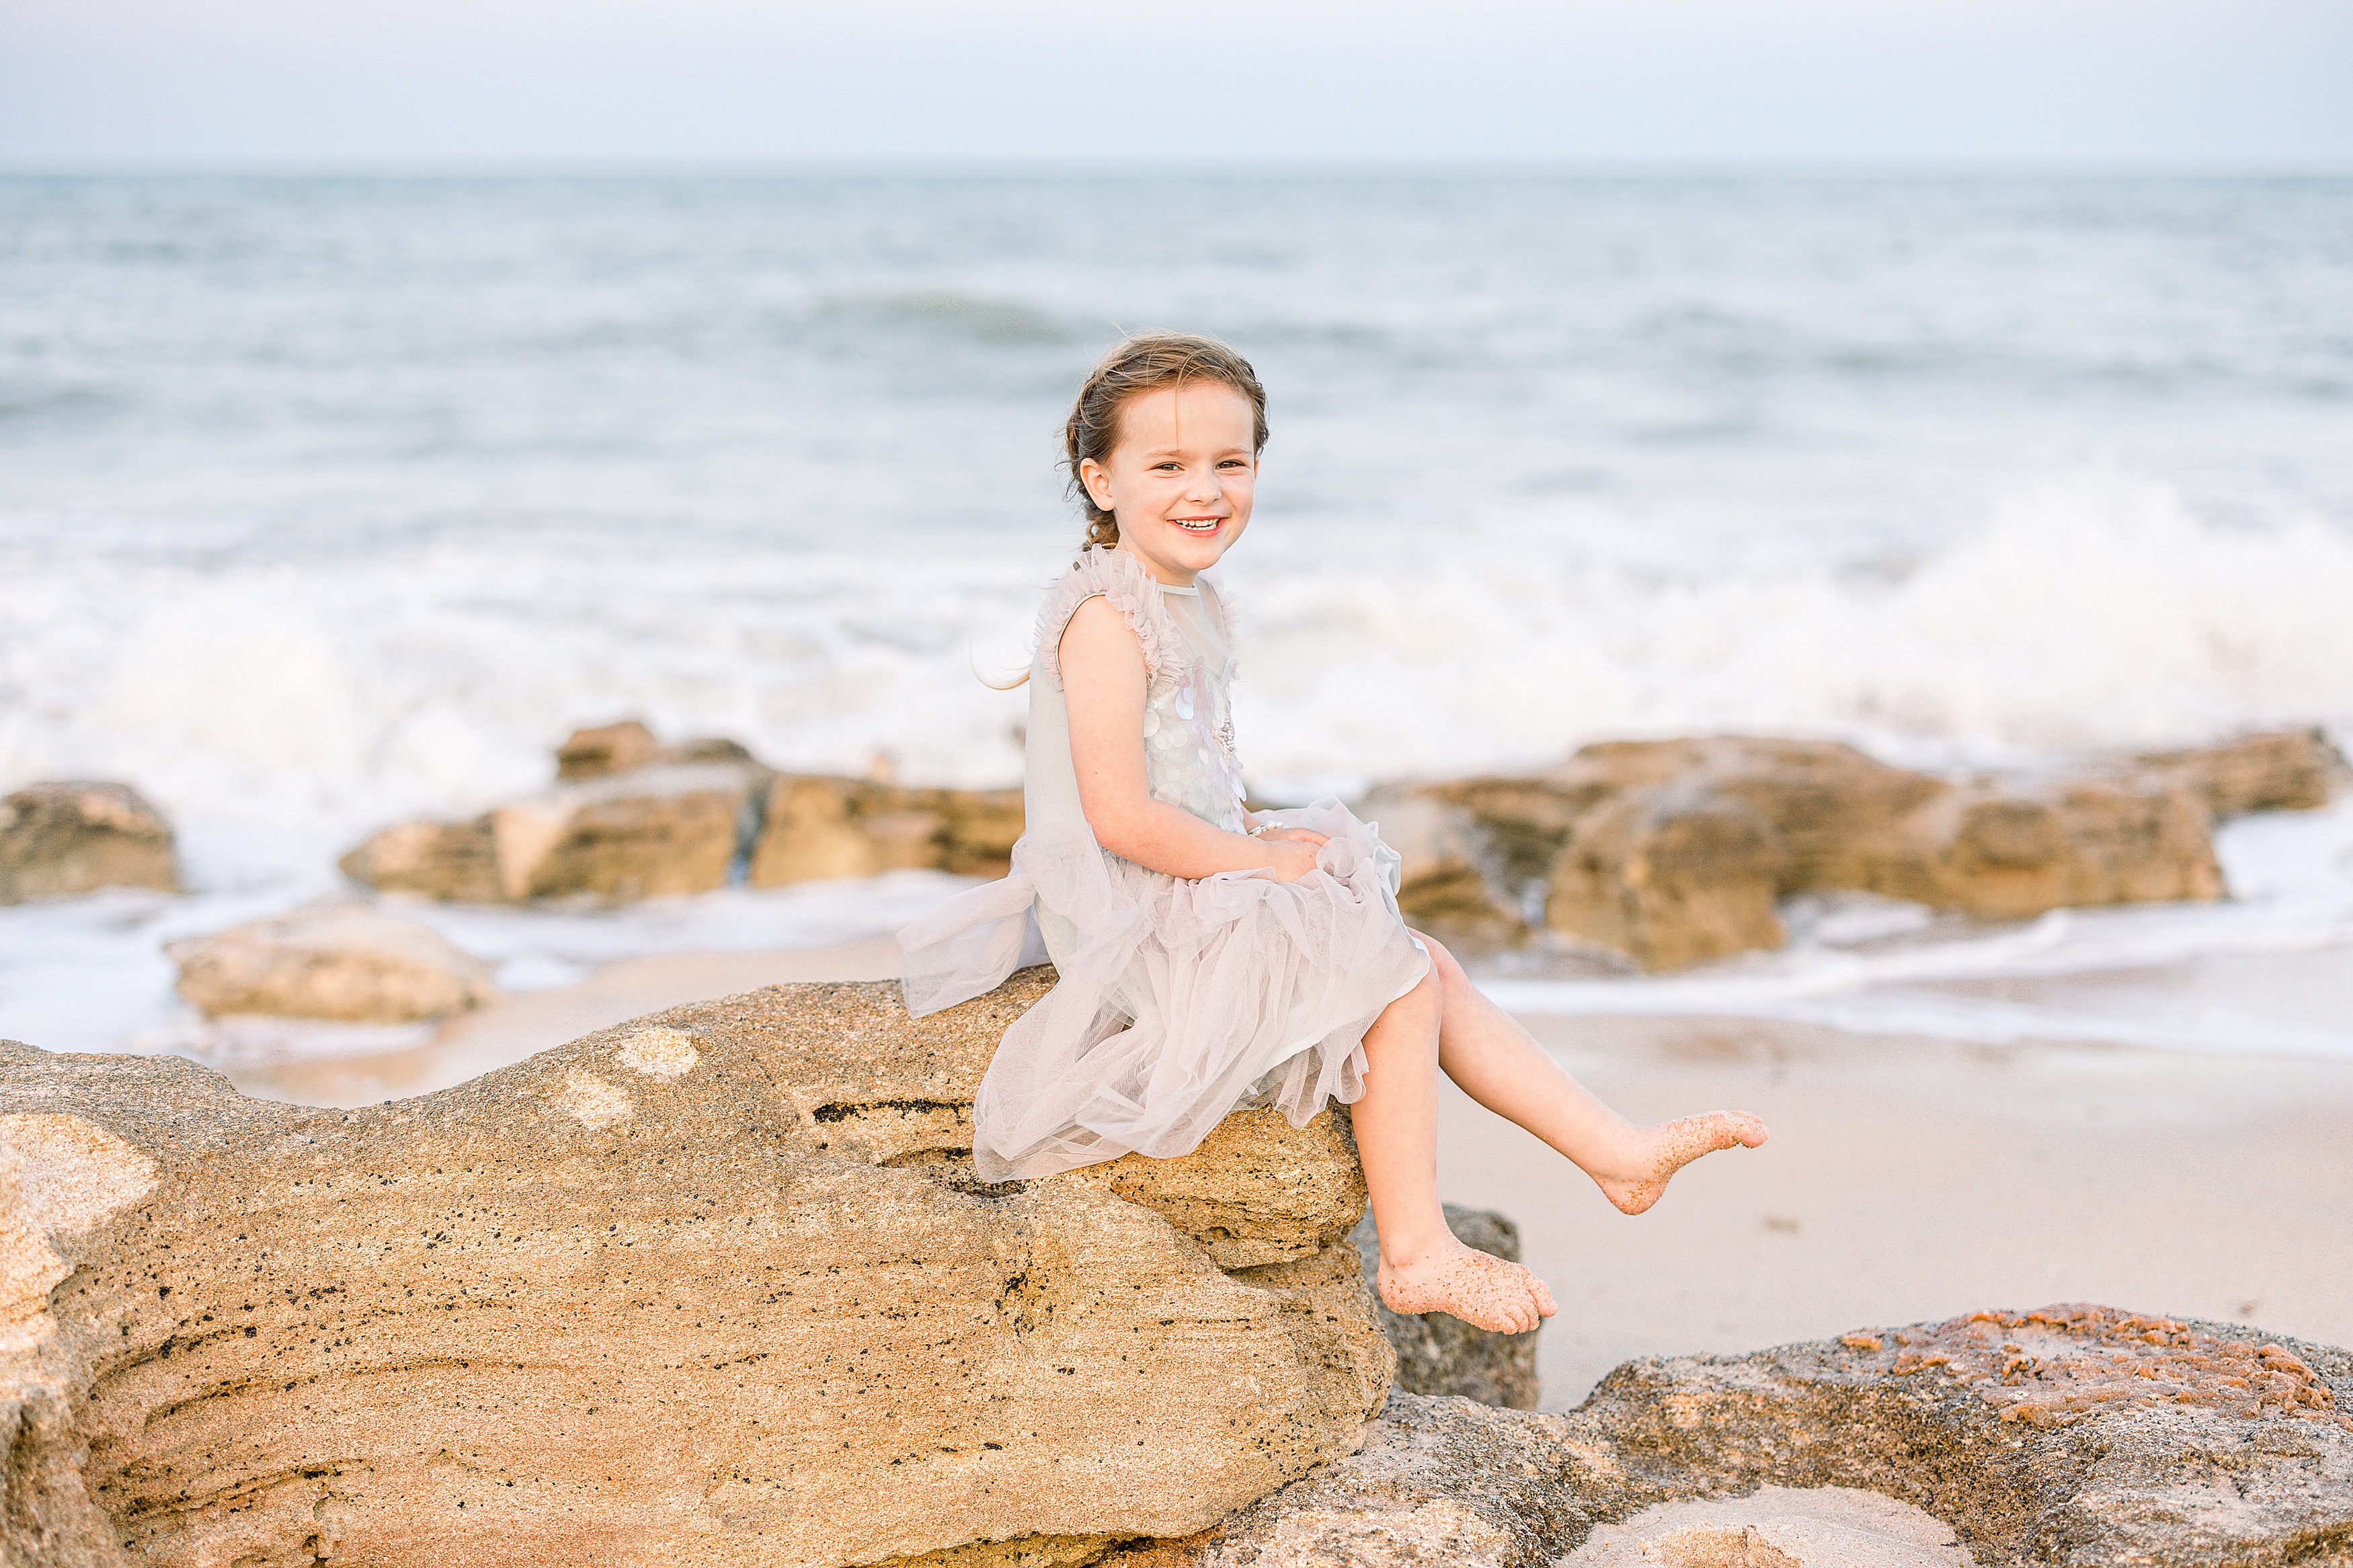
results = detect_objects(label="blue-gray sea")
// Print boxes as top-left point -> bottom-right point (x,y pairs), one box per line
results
3,173 -> 2350,1059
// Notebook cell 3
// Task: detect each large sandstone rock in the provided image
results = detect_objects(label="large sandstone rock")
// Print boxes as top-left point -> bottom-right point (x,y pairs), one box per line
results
1352,1206 -> 1540,1410
1117,1304 -> 2353,1567
0,782 -> 180,905
0,969 -> 1393,1568
165,901 -> 497,1023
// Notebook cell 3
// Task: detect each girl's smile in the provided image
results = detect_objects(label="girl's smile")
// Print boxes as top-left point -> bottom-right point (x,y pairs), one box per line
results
1078,382 -> 1257,586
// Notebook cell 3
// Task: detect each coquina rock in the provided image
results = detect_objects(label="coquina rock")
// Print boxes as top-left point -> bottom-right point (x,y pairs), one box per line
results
1357,794 -> 1525,945
2131,725 -> 2352,819
0,782 -> 180,905
1115,1304 -> 2353,1567
1393,731 -> 2346,970
750,776 -> 1025,888
483,760 -> 768,902
341,723 -> 1023,906
1351,1206 -> 1540,1411
165,901 -> 497,1023
0,969 -> 1394,1568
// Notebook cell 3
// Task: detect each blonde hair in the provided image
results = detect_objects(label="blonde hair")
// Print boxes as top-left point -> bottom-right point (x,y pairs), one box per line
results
1064,331 -> 1268,551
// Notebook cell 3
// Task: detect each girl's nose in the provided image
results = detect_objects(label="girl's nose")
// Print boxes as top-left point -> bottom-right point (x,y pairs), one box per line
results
1185,472 -> 1221,503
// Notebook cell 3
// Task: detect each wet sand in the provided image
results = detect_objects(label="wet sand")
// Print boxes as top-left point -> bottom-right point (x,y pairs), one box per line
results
228,944 -> 2353,1415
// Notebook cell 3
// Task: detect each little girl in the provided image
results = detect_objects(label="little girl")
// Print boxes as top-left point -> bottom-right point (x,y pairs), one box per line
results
900,333 -> 1766,1334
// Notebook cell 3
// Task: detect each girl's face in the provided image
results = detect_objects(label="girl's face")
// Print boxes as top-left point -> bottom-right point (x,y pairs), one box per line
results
1080,381 -> 1257,585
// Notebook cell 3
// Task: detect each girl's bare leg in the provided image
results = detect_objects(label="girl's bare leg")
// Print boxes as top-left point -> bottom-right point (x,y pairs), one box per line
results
1352,964 -> 1556,1334
1416,932 -> 1768,1214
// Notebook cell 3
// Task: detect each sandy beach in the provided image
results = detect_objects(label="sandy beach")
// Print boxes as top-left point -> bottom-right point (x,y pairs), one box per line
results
1445,1011 -> 2353,1408
223,938 -> 2353,1415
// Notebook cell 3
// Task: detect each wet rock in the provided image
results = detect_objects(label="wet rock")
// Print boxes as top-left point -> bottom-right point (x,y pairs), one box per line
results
335,816 -> 502,902
165,901 -> 496,1023
0,782 -> 180,905
1352,1206 -> 1541,1409
342,722 -> 773,906
1398,733 -> 2323,971
1552,739 -> 1944,894
555,718 -> 666,780
1359,791 -> 1527,944
750,774 -> 951,884
0,968 -> 1393,1568
749,776 -> 1025,888
1544,783 -> 1792,971
342,760 -> 770,906
487,760 -> 766,902
554,718 -> 760,782
1876,777 -> 2222,921
2132,726 -> 2353,819
344,718 -> 1021,907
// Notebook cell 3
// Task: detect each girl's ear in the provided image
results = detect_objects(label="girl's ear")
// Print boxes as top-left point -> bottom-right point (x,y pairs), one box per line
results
1079,456 -> 1115,512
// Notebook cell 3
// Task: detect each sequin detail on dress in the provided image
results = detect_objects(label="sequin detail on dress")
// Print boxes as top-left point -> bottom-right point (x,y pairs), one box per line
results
898,546 -> 1429,1180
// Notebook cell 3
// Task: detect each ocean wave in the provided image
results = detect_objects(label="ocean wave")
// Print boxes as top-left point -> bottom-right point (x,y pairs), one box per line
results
3,472 -> 2350,848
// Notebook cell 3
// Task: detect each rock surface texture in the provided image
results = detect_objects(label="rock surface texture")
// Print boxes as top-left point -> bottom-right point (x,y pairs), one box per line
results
340,722 -> 1023,905
1385,729 -> 2350,969
7,951 -> 2348,1568
1351,1206 -> 1541,1410
0,782 -> 180,906
164,901 -> 498,1023
0,971 -> 1394,1568
1116,1303 -> 2353,1567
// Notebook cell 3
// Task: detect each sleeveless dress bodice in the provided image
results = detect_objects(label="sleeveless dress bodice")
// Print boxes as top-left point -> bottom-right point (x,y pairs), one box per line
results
1021,560 -> 1246,839
900,546 -> 1429,1181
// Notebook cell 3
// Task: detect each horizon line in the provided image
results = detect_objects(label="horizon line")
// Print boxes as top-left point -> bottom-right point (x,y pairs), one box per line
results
4,154 -> 2352,181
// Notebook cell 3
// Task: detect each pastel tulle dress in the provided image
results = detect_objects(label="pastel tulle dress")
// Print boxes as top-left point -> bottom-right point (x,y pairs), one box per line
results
898,545 -> 1429,1181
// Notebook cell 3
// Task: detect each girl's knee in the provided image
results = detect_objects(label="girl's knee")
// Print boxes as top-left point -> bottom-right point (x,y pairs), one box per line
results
1409,929 -> 1467,989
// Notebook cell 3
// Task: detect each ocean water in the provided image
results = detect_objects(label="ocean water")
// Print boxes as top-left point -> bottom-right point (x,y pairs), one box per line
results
3,173 -> 2350,1062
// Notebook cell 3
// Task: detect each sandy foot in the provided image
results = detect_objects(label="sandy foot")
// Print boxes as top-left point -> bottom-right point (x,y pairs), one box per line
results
1593,1111 -> 1770,1215
1379,1239 -> 1560,1334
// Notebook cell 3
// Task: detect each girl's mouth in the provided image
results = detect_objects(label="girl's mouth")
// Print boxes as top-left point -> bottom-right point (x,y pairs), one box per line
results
1171,517 -> 1224,534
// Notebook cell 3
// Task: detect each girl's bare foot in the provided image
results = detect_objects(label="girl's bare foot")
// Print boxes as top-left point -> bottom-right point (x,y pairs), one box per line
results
1377,1237 -> 1558,1334
1591,1111 -> 1769,1215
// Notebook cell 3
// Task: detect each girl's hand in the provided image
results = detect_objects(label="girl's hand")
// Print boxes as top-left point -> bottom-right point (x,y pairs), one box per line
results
1263,839 -> 1323,882
1250,827 -> 1328,883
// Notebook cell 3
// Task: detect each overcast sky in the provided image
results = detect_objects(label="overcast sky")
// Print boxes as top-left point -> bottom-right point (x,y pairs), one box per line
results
3,0 -> 2349,168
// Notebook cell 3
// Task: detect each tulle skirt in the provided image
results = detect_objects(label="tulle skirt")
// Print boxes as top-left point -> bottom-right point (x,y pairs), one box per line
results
898,798 -> 1430,1181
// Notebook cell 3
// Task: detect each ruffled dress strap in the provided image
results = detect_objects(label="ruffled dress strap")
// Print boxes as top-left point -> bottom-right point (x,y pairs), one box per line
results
1033,546 -> 1192,696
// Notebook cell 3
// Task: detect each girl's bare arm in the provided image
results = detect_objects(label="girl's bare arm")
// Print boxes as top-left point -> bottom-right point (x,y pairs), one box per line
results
1060,597 -> 1322,882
